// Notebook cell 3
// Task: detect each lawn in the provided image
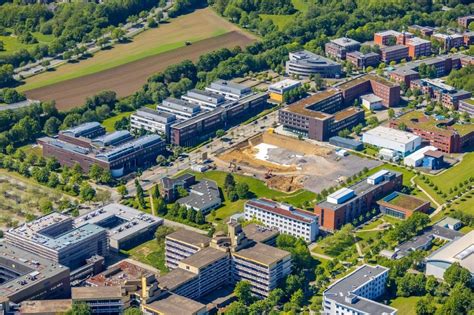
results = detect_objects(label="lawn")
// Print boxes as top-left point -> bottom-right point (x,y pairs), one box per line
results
184,170 -> 316,223
121,239 -> 168,274
388,296 -> 421,315
259,0 -> 309,30
102,111 -> 133,132
0,32 -> 54,56
20,8 -> 252,92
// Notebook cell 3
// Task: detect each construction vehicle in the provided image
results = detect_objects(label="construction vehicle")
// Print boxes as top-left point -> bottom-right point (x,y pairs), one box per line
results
264,169 -> 274,179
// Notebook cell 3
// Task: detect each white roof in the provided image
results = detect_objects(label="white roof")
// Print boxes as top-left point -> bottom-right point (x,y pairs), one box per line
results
404,146 -> 438,162
360,93 -> 382,103
268,79 -> 301,90
407,37 -> 431,45
364,126 -> 420,145
433,33 -> 463,40
376,30 -> 401,37
427,231 -> 474,272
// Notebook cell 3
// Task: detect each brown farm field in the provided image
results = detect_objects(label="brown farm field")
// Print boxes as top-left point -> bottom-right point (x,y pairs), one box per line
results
23,8 -> 256,110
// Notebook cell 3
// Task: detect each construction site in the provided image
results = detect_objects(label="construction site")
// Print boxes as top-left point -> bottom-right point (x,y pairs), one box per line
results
216,132 -> 381,193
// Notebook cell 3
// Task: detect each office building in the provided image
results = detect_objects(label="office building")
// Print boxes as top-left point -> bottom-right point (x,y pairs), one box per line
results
315,170 -> 402,231
165,229 -> 211,269
458,15 -> 474,28
171,92 -> 267,147
244,198 -> 319,243
346,51 -> 380,69
158,98 -> 201,120
182,89 -> 228,110
39,125 -> 166,177
374,30 -> 402,46
325,37 -> 361,60
74,204 -> 162,252
268,79 -> 301,103
389,67 -> 420,86
406,37 -> 432,58
408,25 -> 434,37
0,241 -> 70,304
5,213 -> 108,270
463,31 -> 474,46
278,90 -> 364,141
410,78 -> 471,110
380,45 -> 409,63
322,264 -> 397,315
362,126 -> 421,155
459,98 -> 474,117
432,33 -> 464,51
286,50 -> 342,78
177,179 -> 222,214
161,173 -> 197,202
161,221 -> 291,298
72,286 -> 124,314
205,80 -> 252,101
426,230 -> 474,280
242,223 -> 279,246
360,93 -> 383,110
130,107 -> 177,138
390,111 -> 474,153
377,192 -> 430,220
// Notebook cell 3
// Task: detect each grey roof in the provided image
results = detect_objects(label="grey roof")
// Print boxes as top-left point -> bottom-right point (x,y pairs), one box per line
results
60,122 -> 104,138
160,98 -> 201,114
134,107 -> 177,123
74,203 -> 162,243
184,89 -> 226,105
324,264 -> 397,315
177,180 -> 221,211
436,217 -> 462,228
208,80 -> 251,96
39,137 -> 91,155
289,50 -> 340,66
91,130 -> 133,147
317,171 -> 401,211
166,229 -> 211,248
0,241 -> 70,299
180,247 -> 227,269
145,292 -> 206,315
96,134 -> 163,162
381,45 -> 408,53
331,37 -> 361,47
161,173 -> 195,190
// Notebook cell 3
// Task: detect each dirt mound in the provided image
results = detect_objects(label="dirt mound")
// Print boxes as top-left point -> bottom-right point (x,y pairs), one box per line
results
267,175 -> 305,193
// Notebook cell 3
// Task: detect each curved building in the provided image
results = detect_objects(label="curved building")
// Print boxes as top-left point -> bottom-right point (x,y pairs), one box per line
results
286,50 -> 342,78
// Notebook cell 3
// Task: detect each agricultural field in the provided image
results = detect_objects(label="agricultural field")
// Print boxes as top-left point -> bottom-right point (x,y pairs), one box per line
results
22,8 -> 257,110
0,171 -> 74,229
0,31 -> 54,56
260,0 -> 309,30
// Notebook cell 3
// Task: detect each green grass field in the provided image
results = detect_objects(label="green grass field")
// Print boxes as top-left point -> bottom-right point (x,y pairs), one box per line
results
389,296 -> 420,315
0,32 -> 54,56
20,8 -> 248,92
121,239 -> 168,274
183,170 -> 316,223
102,111 -> 133,132
259,0 -> 309,30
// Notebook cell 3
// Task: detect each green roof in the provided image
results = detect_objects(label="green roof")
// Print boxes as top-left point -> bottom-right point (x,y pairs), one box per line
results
396,111 -> 474,137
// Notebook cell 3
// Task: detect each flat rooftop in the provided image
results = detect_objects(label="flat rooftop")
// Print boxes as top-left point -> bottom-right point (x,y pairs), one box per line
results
283,90 -> 340,119
166,229 -> 211,248
331,37 -> 360,47
72,286 -> 122,300
180,247 -> 227,269
324,264 -> 396,315
20,300 -> 72,314
363,126 -> 420,144
0,241 -> 69,298
86,260 -> 157,287
158,268 -> 197,291
427,230 -> 474,272
74,204 -> 161,242
145,292 -> 206,315
242,223 -> 279,243
246,198 -> 318,224
233,242 -> 290,266
378,192 -> 428,211
333,107 -> 361,121
268,79 -> 301,91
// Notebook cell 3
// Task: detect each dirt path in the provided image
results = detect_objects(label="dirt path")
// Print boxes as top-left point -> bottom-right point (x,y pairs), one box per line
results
25,31 -> 255,110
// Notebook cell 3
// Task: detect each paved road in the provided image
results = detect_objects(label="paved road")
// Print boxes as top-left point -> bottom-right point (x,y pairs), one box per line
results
0,99 -> 39,111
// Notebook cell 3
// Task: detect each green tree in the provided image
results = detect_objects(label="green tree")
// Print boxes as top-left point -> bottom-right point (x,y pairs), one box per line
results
65,302 -> 91,315
235,182 -> 249,199
80,182 -> 96,201
216,129 -> 225,138
43,117 -> 62,136
195,211 -> 205,224
416,296 -> 436,315
388,108 -> 395,119
234,281 -> 254,305
444,262 -> 472,288
124,308 -> 142,315
38,197 -> 53,214
225,301 -> 248,315
224,173 -> 236,191
396,273 -> 426,297
156,155 -> 166,166
117,185 -> 128,198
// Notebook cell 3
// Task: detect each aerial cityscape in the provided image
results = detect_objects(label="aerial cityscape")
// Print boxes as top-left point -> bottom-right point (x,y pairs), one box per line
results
0,0 -> 474,314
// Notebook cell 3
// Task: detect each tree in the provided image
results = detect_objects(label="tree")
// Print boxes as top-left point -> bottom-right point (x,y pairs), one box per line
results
151,184 -> 161,200
95,190 -> 112,205
88,164 -> 104,181
416,296 -> 436,315
225,302 -> 248,315
187,208 -> 196,222
234,281 -> 254,306
124,308 -> 142,315
111,28 -> 126,42
177,186 -> 188,198
43,117 -> 61,136
80,182 -> 96,201
65,302 -> 91,315
156,155 -> 166,166
147,17 -> 158,28
195,211 -> 205,224
216,129 -> 225,138
235,182 -> 249,199
444,262 -> 472,288
396,273 -> 426,297
290,289 -> 304,308
338,128 -> 351,138
117,185 -> 128,198
39,197 -> 53,214
436,283 -> 473,315
388,108 -> 395,119
224,173 -> 236,191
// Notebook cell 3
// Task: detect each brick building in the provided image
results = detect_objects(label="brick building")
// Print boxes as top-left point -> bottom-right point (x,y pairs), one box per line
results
458,15 -> 474,28
380,45 -> 409,63
410,78 -> 471,110
377,192 -> 430,220
325,37 -> 361,60
346,51 -> 380,69
314,170 -> 403,231
406,37 -> 432,58
408,25 -> 434,37
432,33 -> 464,51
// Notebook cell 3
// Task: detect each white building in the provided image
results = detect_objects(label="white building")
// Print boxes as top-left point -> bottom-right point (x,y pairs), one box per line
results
130,107 -> 176,137
181,89 -> 228,111
322,264 -> 397,315
362,126 -> 421,156
157,98 -> 201,120
379,148 -> 400,161
244,198 -> 319,243
205,80 -> 252,101
403,146 -> 438,167
426,230 -> 474,281
360,93 -> 383,110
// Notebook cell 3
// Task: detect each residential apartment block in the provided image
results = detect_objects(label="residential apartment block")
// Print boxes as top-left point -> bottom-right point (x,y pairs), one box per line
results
165,229 -> 211,269
286,50 -> 342,78
410,78 -> 471,110
374,30 -> 404,46
322,264 -> 397,315
314,170 -> 402,231
325,37 -> 361,60
160,221 -> 292,298
244,198 -> 319,243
